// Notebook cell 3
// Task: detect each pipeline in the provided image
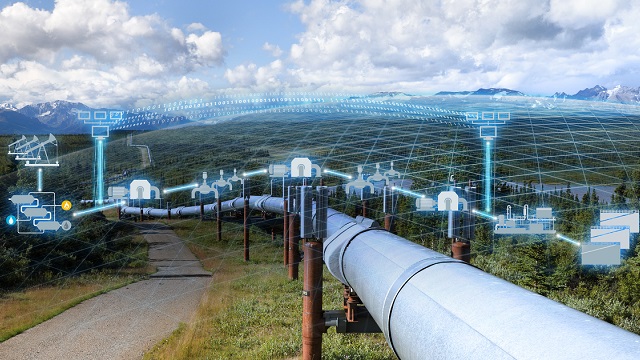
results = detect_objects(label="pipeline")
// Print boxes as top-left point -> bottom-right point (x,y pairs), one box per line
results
120,195 -> 284,219
120,195 -> 640,359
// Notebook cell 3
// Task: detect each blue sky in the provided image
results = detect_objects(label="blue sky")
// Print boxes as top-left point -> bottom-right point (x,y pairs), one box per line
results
0,0 -> 638,108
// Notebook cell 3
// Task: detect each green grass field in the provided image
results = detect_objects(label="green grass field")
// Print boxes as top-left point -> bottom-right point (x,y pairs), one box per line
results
143,218 -> 395,360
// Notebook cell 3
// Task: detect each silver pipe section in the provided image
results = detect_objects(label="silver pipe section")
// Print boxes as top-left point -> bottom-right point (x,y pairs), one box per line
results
119,195 -> 640,359
324,217 -> 640,359
120,195 -> 285,218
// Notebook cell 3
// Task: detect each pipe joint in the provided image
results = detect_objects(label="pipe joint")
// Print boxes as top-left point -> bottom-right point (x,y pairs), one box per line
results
382,258 -> 467,356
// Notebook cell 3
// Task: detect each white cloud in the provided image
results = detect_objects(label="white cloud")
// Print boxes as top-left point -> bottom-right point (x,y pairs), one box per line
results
186,31 -> 224,66
263,42 -> 283,57
224,63 -> 258,87
224,60 -> 284,90
0,0 -> 225,107
546,0 -> 625,30
187,22 -> 208,32
279,0 -> 640,94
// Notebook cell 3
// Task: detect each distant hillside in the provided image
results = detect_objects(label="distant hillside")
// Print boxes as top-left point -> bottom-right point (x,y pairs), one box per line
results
0,109 -> 53,134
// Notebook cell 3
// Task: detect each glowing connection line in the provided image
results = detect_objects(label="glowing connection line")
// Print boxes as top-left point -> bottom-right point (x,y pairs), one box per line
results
242,169 -> 268,177
556,233 -> 581,247
323,169 -> 352,179
392,186 -> 425,198
472,209 -> 498,221
163,183 -> 198,194
73,201 -> 125,218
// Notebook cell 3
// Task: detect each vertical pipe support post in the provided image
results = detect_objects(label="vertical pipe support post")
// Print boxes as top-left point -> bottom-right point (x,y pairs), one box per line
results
244,194 -> 250,262
216,196 -> 222,242
302,241 -> 324,359
302,186 -> 328,360
288,213 -> 300,280
283,199 -> 289,266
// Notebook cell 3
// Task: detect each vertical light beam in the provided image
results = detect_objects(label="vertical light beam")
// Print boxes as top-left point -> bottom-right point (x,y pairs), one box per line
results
37,168 -> 43,192
95,138 -> 105,206
485,140 -> 492,212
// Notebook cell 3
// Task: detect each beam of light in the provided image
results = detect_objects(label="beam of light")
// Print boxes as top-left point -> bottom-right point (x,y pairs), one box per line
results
556,233 -> 581,247
95,138 -> 105,206
484,140 -> 492,212
163,183 -> 198,194
73,201 -> 125,218
242,168 -> 268,177
37,168 -> 43,192
323,168 -> 352,179
392,186 -> 425,198
472,209 -> 498,221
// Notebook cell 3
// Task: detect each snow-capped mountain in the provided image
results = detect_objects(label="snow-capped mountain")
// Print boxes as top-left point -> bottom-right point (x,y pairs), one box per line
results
17,100 -> 91,134
600,85 -> 640,103
435,88 -> 525,98
553,85 -> 640,103
429,85 -> 640,104
0,100 -> 190,135
1,102 -> 17,111
364,92 -> 415,101
570,85 -> 608,100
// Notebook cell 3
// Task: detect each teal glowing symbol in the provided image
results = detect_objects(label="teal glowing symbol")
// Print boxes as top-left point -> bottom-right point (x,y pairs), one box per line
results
6,215 -> 16,226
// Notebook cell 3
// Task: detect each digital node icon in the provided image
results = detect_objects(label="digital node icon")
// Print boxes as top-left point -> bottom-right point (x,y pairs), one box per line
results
290,158 -> 322,178
129,179 -> 161,200
494,205 -> 556,235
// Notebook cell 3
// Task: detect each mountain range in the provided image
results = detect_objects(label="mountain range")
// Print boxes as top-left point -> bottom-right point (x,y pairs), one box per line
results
434,88 -> 526,97
435,85 -> 640,103
1,85 -> 639,134
0,101 -> 188,135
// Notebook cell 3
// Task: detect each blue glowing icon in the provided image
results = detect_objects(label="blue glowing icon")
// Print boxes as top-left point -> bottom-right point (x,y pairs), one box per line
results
6,215 -> 16,226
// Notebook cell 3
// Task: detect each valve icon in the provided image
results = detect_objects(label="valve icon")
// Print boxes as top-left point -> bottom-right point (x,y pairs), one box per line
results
61,200 -> 72,211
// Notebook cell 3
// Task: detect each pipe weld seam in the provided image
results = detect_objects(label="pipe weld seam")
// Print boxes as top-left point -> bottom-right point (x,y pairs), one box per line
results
339,227 -> 384,288
323,222 -> 358,259
381,258 -> 466,357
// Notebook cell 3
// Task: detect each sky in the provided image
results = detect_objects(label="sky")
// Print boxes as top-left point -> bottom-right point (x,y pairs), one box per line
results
0,0 -> 638,108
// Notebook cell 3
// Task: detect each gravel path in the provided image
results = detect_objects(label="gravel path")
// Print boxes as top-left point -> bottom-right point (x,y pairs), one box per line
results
0,223 -> 211,360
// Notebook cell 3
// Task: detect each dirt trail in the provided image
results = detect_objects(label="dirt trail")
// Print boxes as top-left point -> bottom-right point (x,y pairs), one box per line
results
0,223 -> 211,360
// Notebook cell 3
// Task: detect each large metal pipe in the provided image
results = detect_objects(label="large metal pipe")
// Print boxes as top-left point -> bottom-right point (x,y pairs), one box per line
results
323,216 -> 640,359
120,195 -> 640,359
